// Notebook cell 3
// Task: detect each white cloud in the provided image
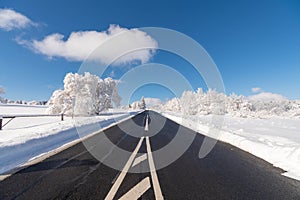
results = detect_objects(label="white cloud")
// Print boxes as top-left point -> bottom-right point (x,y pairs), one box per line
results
0,8 -> 34,31
19,25 -> 158,65
144,97 -> 163,106
248,92 -> 287,102
251,87 -> 262,93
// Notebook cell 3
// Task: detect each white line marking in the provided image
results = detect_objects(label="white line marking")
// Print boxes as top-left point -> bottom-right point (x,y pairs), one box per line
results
0,174 -> 10,181
131,153 -> 147,167
118,177 -> 151,200
105,136 -> 144,200
145,115 -> 149,131
146,136 -> 164,200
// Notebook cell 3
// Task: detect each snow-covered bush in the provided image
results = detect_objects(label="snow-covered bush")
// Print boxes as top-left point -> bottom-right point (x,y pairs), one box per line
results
46,72 -> 121,116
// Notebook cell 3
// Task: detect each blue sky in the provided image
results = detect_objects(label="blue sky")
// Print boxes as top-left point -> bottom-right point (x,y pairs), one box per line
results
0,0 -> 300,103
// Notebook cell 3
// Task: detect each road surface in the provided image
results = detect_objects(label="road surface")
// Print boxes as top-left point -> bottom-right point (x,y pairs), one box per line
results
0,111 -> 299,199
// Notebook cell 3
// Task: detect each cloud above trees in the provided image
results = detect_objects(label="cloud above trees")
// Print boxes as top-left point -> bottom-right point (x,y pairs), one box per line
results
18,24 -> 158,65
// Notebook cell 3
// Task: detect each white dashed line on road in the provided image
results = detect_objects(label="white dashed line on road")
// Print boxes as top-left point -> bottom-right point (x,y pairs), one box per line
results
105,113 -> 164,200
105,136 -> 144,200
118,177 -> 151,200
131,153 -> 147,168
145,115 -> 149,131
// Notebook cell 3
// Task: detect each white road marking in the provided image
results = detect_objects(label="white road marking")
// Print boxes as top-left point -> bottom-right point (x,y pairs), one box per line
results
145,115 -> 149,131
131,153 -> 147,167
118,177 -> 151,200
105,136 -> 144,200
146,136 -> 164,200
106,114 -> 164,200
0,174 -> 10,181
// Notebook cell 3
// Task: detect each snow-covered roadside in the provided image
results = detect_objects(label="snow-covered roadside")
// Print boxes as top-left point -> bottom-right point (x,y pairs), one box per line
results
0,108 -> 140,175
0,104 -> 59,130
161,111 -> 300,181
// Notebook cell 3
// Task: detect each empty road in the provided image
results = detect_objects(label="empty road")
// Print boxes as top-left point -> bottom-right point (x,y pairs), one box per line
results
0,111 -> 300,199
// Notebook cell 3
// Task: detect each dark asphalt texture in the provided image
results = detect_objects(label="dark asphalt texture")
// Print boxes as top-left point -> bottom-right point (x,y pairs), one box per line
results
0,111 -> 299,200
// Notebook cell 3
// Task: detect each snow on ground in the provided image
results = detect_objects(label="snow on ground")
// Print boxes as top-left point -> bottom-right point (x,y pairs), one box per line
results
0,103 -> 47,115
0,104 -> 139,175
161,111 -> 300,181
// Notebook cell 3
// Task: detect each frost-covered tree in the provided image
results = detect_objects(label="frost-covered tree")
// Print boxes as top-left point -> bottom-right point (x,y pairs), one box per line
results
140,96 -> 146,109
112,86 -> 122,107
164,97 -> 181,112
46,90 -> 66,114
46,72 -> 120,116
180,91 -> 198,115
130,101 -> 140,109
129,96 -> 147,110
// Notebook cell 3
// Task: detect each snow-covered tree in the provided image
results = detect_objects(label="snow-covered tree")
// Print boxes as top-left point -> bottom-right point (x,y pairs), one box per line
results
112,86 -> 122,107
46,72 -> 120,116
160,88 -> 300,118
140,96 -> 146,109
130,101 -> 140,110
129,96 -> 147,110
164,97 -> 181,112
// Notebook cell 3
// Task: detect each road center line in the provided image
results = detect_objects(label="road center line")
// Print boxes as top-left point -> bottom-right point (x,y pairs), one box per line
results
145,115 -> 149,131
131,153 -> 147,167
118,177 -> 151,200
105,136 -> 144,200
146,136 -> 164,200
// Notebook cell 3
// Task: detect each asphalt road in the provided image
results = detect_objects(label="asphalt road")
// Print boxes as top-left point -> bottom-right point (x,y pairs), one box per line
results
0,111 -> 300,200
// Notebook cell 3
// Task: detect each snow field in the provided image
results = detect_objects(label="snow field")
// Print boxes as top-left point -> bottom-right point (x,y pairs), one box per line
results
161,111 -> 300,181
